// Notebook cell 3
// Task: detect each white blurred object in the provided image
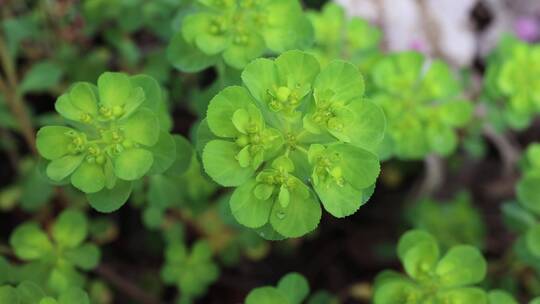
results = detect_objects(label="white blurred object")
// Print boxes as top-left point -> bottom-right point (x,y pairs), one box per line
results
335,0 -> 477,67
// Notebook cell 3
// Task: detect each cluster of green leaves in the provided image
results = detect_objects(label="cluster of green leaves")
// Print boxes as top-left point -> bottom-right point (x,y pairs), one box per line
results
407,192 -> 486,250
245,272 -> 337,304
501,144 -> 540,261
373,230 -> 488,304
167,0 -> 313,71
6,209 -> 99,295
370,51 -> 473,160
484,36 -> 540,130
199,50 -> 385,238
307,3 -> 382,71
0,282 -> 89,304
36,72 -> 180,212
161,240 -> 219,303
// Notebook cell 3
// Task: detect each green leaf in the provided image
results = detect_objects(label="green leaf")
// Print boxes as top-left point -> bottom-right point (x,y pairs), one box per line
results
502,202 -> 536,233
167,31 -> 218,72
437,287 -> 488,304
333,144 -> 380,190
346,100 -> 386,152
87,180 -> 132,212
372,277 -> 420,304
397,230 -> 440,280
275,50 -> 320,93
206,86 -> 255,138
20,61 -> 63,93
246,287 -> 290,304
97,72 -> 133,108
242,58 -> 279,105
20,163 -> 54,211
163,135 -> 193,177
436,245 -> 487,287
147,175 -> 176,208
223,32 -> 266,70
526,223 -> 540,257
202,140 -> 254,187
10,223 -> 53,260
64,244 -> 100,270
230,180 -> 273,228
70,161 -> 105,193
427,124 -> 457,156
315,178 -> 364,218
68,83 -> 98,115
0,286 -> 19,304
16,281 -> 45,304
36,126 -> 74,160
277,273 -> 310,304
262,0 -> 314,53
46,154 -> 84,182
58,288 -> 90,304
52,209 -> 87,248
121,108 -> 160,146
517,173 -> 540,215
130,74 -> 163,113
487,290 -> 518,304
314,60 -> 365,104
440,100 -> 473,127
270,189 -> 321,238
114,148 -> 154,181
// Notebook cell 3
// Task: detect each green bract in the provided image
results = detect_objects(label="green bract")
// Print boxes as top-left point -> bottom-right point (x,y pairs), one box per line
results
167,0 -> 313,71
373,230 -> 487,304
199,50 -> 385,238
161,241 -> 219,302
36,72 -> 176,212
8,209 -> 100,294
0,282 -> 90,304
307,3 -> 382,71
484,36 -> 540,130
371,51 -> 473,160
408,193 -> 486,250
488,290 -> 540,304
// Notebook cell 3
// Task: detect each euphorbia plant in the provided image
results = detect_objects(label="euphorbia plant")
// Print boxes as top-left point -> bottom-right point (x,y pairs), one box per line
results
36,72 -> 179,212
370,51 -> 473,159
373,230 -> 487,304
307,3 -> 382,71
167,0 -> 314,72
484,36 -> 540,130
199,50 -> 386,238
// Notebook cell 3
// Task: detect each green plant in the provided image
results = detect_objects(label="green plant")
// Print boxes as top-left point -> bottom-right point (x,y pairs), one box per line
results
161,240 -> 219,303
407,192 -> 486,250
370,51 -> 473,160
35,72 -> 179,212
245,272 -> 337,304
373,230 -> 487,304
199,50 -> 385,238
0,282 -> 90,304
167,0 -> 314,71
484,36 -> 540,130
8,209 -> 100,294
307,3 -> 382,71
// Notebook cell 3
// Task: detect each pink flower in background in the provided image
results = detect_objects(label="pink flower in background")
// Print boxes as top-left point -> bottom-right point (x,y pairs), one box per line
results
515,16 -> 540,42
409,39 -> 429,54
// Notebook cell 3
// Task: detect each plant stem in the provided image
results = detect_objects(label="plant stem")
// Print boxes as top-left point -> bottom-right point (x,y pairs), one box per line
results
482,124 -> 520,175
94,264 -> 160,304
0,34 -> 37,154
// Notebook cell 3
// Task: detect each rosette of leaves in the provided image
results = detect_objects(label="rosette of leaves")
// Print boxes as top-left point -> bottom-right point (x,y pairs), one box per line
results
36,72 -> 177,212
8,209 -> 100,294
370,51 -> 473,160
198,50 -> 386,238
307,3 -> 382,70
167,0 -> 314,72
407,193 -> 486,250
245,272 -> 337,304
0,282 -> 89,304
484,35 -> 540,130
373,230 -> 488,304
161,240 -> 219,304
